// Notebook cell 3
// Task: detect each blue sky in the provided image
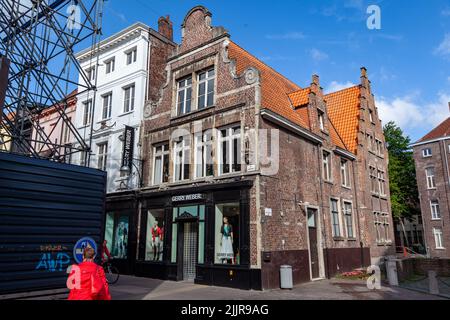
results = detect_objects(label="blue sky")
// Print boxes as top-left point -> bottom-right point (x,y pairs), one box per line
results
100,0 -> 450,142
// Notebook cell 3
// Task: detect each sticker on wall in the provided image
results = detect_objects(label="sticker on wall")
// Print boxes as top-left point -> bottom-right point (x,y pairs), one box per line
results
265,208 -> 273,217
73,237 -> 97,264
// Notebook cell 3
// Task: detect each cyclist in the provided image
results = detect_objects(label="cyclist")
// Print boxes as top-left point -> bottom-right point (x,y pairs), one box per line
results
101,240 -> 112,264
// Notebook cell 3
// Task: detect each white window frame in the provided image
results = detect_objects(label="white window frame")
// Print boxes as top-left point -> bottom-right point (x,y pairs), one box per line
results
340,159 -> 351,188
330,198 -> 343,238
197,68 -> 215,110
381,212 -> 391,243
194,131 -> 214,179
173,136 -> 191,182
370,166 -> 378,194
374,211 -> 383,243
431,200 -> 441,220
152,143 -> 170,185
423,148 -> 432,158
86,66 -> 96,82
123,84 -> 135,113
125,47 -> 137,65
343,201 -> 355,239
318,111 -> 325,131
176,76 -> 192,115
97,142 -> 108,171
322,150 -> 332,182
378,169 -> 386,196
426,167 -> 436,189
433,228 -> 445,249
369,109 -> 374,123
82,99 -> 92,127
105,58 -> 115,74
101,92 -> 112,120
218,125 -> 241,176
62,117 -> 71,144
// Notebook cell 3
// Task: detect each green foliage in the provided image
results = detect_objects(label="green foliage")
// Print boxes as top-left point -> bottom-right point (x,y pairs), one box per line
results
383,122 -> 420,219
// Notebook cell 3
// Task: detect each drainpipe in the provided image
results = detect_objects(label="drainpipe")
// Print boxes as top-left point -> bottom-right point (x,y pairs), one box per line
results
317,144 -> 330,279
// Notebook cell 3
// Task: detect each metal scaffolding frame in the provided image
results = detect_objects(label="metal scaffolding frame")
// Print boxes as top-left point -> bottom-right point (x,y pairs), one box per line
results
0,0 -> 104,164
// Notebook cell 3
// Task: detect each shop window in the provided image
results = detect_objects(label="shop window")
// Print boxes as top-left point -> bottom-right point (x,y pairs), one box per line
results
145,209 -> 165,262
215,203 -> 240,265
104,213 -> 129,259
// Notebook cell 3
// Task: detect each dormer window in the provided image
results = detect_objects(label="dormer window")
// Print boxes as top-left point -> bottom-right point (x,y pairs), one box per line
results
177,76 -> 192,115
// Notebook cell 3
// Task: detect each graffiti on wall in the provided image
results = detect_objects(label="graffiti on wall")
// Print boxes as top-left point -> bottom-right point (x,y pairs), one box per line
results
35,244 -> 71,272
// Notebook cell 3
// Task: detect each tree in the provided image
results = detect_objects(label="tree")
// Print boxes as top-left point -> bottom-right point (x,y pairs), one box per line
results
383,122 -> 420,246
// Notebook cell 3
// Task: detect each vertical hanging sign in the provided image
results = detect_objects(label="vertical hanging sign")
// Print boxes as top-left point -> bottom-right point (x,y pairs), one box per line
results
122,126 -> 135,173
0,56 -> 10,123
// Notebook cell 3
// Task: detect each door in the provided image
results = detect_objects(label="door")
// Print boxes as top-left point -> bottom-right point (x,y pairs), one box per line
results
182,223 -> 198,281
308,208 -> 320,279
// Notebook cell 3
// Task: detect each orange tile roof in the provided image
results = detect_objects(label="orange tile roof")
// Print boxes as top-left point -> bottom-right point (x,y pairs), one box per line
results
325,86 -> 361,154
227,41 -> 310,129
417,117 -> 450,143
289,88 -> 311,107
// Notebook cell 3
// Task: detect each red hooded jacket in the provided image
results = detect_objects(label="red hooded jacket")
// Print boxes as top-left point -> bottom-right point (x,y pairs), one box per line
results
67,261 -> 111,300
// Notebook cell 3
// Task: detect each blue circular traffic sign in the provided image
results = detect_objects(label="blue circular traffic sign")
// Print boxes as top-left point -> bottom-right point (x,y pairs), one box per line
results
73,237 -> 97,264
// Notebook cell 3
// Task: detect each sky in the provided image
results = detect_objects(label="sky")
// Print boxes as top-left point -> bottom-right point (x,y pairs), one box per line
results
98,0 -> 450,142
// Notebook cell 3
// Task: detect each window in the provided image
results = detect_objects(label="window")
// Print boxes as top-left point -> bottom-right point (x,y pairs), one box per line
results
195,131 -> 214,178
177,77 -> 192,115
105,58 -> 115,74
426,168 -> 436,189
343,202 -> 355,238
97,142 -> 108,171
330,199 -> 341,238
218,125 -> 241,175
80,150 -> 87,167
197,68 -> 215,109
369,109 -> 374,123
126,48 -> 137,65
104,212 -> 129,259
433,228 -> 444,249
431,200 -> 441,220
86,67 -> 95,82
374,212 -> 391,243
215,203 -> 240,265
173,136 -> 190,182
82,100 -> 92,127
370,166 -> 378,194
62,117 -> 71,144
318,110 -> 325,131
153,143 -> 170,185
123,84 -> 135,113
145,209 -> 165,261
340,159 -> 350,188
322,151 -> 332,182
101,93 -> 112,120
423,148 -> 432,158
378,170 -> 386,196
376,139 -> 383,156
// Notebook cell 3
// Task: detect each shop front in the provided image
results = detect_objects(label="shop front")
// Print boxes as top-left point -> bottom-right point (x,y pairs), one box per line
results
135,180 -> 262,290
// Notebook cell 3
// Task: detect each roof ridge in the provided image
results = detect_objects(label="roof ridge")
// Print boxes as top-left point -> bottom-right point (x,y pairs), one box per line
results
418,117 -> 450,143
229,40 -> 301,90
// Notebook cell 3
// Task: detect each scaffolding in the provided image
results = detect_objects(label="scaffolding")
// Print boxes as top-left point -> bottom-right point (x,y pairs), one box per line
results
0,0 -> 104,163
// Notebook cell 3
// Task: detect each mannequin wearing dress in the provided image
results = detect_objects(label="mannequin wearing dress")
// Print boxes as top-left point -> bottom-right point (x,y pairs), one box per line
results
219,217 -> 234,264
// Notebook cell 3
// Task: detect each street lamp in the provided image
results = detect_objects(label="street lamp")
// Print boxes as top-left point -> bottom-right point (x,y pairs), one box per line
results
120,159 -> 143,189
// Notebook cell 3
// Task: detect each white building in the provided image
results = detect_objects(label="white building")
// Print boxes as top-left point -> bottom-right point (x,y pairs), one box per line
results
74,21 -> 174,193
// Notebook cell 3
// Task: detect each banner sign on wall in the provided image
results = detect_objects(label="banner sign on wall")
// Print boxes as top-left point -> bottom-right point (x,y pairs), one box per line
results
121,126 -> 135,173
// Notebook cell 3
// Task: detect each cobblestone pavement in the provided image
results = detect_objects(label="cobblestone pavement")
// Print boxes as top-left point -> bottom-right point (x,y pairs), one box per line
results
21,276 -> 447,300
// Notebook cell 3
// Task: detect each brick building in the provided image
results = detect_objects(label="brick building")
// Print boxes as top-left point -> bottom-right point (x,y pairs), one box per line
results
121,6 -> 396,290
412,117 -> 450,258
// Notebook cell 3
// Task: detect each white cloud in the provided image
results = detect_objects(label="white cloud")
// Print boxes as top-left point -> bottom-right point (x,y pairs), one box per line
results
325,81 -> 356,93
376,93 -> 450,136
434,34 -> 450,58
310,48 -> 329,61
265,32 -> 306,40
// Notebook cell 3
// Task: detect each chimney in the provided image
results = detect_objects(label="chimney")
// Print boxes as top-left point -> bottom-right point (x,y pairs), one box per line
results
310,74 -> 323,96
158,15 -> 173,41
360,66 -> 371,93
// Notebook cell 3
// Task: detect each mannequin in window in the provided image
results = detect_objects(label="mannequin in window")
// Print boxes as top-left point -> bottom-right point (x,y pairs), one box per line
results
219,217 -> 234,264
151,222 -> 162,261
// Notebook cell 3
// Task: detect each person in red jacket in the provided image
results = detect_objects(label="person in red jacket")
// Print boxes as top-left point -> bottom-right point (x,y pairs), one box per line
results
67,247 -> 111,300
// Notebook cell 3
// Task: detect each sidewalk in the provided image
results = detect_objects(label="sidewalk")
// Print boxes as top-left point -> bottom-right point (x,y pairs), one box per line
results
19,276 -> 446,300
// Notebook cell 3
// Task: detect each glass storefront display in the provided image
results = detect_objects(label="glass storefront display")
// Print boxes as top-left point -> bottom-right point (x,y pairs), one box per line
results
215,203 -> 240,265
145,209 -> 165,261
105,212 -> 129,259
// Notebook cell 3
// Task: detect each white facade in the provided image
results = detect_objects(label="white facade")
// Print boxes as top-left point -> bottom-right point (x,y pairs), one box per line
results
74,23 -> 151,193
